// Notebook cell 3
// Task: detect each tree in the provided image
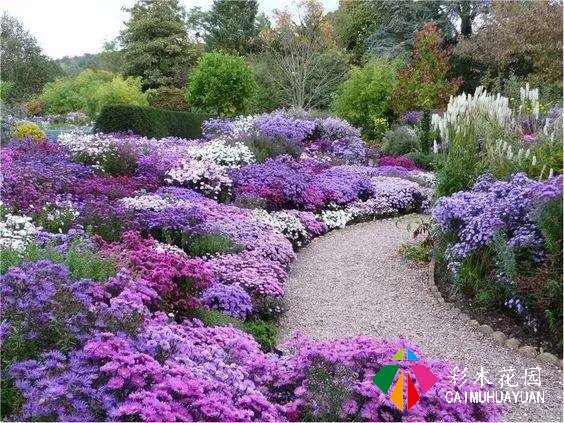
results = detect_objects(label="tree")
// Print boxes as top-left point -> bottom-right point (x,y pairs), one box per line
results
332,59 -> 397,140
330,0 -> 383,64
201,0 -> 264,55
391,24 -> 461,116
186,51 -> 256,116
120,0 -> 198,90
456,0 -> 563,89
257,0 -> 350,110
438,1 -> 491,38
0,13 -> 62,101
39,69 -> 147,118
366,1 -> 452,59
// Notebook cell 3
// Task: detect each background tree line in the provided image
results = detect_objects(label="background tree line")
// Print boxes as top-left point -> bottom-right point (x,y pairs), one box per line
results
1,0 -> 562,137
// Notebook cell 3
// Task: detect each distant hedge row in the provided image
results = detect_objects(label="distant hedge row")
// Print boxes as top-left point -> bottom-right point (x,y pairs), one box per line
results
95,105 -> 214,139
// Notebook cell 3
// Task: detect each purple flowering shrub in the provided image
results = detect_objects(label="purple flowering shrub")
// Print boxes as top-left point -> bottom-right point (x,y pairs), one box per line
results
202,112 -> 366,164
433,173 -> 563,335
201,283 -> 253,319
273,335 -> 502,421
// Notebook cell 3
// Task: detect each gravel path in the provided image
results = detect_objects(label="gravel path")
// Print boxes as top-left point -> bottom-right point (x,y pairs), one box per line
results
279,215 -> 562,422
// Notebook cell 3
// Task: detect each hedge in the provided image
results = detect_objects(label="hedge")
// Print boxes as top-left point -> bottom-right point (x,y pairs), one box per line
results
94,105 -> 214,139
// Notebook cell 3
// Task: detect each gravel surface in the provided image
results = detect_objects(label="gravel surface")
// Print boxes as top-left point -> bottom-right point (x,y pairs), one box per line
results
279,215 -> 563,422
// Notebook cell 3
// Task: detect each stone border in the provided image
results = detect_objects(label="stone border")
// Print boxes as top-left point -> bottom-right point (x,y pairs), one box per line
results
427,258 -> 561,365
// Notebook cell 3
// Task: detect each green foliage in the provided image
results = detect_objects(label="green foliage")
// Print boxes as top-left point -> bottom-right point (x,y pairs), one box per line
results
242,319 -> 278,352
11,122 -> 45,140
257,1 -> 350,110
418,109 -> 433,153
95,104 -> 212,139
56,41 -> 125,75
399,241 -> 432,264
187,233 -> 243,257
332,59 -> 397,140
190,309 -> 278,352
244,134 -> 302,162
146,86 -> 188,110
34,206 -> 77,234
248,58 -> 284,113
391,23 -> 460,116
120,0 -> 198,90
332,0 -> 382,64
0,80 -> 14,102
0,240 -> 116,282
371,117 -> 389,145
190,308 -> 243,328
186,51 -> 257,116
90,76 -> 148,117
197,0 -> 263,55
405,151 -> 435,171
40,69 -> 148,118
0,13 -> 62,102
380,125 -> 419,156
302,362 -> 357,421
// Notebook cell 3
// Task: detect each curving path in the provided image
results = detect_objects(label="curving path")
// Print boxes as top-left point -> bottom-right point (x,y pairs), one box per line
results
279,215 -> 562,422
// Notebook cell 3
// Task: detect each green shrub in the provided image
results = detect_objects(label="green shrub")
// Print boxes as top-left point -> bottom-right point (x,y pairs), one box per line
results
190,309 -> 243,328
332,59 -> 397,140
399,241 -> 432,264
533,199 -> 563,344
190,309 -> 278,352
0,240 -> 116,282
242,319 -> 278,352
244,134 -> 302,162
95,104 -> 213,139
187,233 -> 243,257
186,51 -> 257,117
11,122 -> 45,140
380,125 -> 420,156
40,69 -> 148,118
147,86 -> 188,111
88,75 -> 148,117
405,151 -> 435,171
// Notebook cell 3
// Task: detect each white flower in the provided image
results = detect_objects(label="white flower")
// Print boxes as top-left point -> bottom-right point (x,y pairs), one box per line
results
165,159 -> 232,199
319,208 -> 353,229
187,137 -> 254,168
0,213 -> 39,252
253,209 -> 308,245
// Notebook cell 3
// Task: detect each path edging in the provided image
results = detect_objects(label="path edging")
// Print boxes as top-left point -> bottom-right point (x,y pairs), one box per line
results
427,259 -> 561,366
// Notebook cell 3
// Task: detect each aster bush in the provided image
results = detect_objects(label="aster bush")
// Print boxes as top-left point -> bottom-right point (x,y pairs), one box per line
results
433,173 -> 563,339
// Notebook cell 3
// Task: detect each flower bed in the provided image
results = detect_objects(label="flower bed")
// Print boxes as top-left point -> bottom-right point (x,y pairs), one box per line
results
433,173 -> 563,345
0,112 -> 501,421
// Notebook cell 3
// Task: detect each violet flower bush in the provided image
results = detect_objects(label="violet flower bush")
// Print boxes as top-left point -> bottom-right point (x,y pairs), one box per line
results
433,173 -> 563,336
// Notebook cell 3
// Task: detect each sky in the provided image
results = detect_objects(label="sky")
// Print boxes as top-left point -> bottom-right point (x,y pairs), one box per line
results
1,0 -> 339,59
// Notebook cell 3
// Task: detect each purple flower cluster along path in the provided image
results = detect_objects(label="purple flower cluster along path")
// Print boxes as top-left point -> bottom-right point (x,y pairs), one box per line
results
279,214 -> 563,422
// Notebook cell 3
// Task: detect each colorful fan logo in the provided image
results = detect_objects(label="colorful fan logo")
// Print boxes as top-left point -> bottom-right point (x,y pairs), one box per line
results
372,348 -> 438,411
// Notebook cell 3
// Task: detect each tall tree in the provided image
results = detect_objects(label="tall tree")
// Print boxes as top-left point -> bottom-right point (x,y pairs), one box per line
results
120,0 -> 198,90
201,0 -> 264,55
330,0 -> 383,64
391,23 -> 461,116
0,13 -> 62,101
456,0 -> 563,88
257,0 -> 349,110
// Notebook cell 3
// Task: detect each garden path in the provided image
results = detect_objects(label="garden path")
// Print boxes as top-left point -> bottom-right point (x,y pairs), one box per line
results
279,214 -> 563,422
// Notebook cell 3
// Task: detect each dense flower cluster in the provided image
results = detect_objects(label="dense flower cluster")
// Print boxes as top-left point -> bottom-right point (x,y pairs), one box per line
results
202,112 -> 366,164
433,173 -> 562,327
433,173 -> 557,267
0,112 -> 503,421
